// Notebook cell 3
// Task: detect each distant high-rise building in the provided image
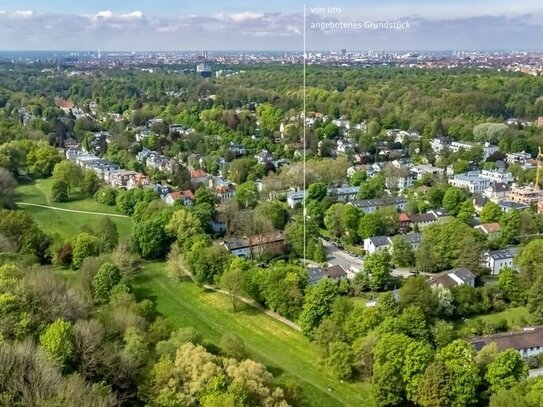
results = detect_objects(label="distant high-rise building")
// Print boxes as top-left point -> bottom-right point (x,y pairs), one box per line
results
341,49 -> 347,56
197,62 -> 212,78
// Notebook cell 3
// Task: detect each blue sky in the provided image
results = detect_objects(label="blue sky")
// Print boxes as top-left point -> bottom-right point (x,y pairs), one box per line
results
0,0 -> 542,51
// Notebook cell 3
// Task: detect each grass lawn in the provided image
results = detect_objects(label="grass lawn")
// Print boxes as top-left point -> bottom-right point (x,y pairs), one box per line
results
457,307 -> 530,337
15,178 -> 133,240
133,262 -> 374,407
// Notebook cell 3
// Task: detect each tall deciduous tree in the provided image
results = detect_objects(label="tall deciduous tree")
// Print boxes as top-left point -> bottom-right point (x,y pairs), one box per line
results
299,278 -> 339,337
0,168 -> 16,209
219,258 -> 248,312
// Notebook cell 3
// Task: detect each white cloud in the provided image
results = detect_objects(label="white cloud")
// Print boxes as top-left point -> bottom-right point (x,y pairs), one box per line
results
13,10 -> 33,18
221,12 -> 264,22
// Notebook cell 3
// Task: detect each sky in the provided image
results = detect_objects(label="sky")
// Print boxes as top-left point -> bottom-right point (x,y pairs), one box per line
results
1,0 -> 543,51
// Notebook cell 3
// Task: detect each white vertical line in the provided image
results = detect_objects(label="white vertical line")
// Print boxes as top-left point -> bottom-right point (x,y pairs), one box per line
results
303,3 -> 307,263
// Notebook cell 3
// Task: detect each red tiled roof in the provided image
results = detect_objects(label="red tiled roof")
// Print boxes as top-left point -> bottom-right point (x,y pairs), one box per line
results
191,169 -> 208,178
399,213 -> 410,222
477,223 -> 501,234
181,190 -> 194,200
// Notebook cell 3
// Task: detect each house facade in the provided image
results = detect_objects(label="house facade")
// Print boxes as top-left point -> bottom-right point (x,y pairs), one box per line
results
483,248 -> 517,275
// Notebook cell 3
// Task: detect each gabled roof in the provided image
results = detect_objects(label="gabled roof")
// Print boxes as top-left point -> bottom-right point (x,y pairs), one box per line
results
471,326 -> 543,352
368,236 -> 392,247
485,247 -> 517,260
475,223 -> 501,235
409,212 -> 437,223
428,267 -> 476,288
325,265 -> 347,279
403,233 -> 422,245
308,267 -> 327,284
191,168 -> 208,178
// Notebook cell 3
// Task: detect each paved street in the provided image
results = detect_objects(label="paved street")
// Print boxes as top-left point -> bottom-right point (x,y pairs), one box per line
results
321,239 -> 363,273
321,238 -> 430,279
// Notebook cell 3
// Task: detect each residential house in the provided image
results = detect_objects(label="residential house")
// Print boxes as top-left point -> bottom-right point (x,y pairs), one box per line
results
471,326 -> 543,358
499,201 -> 531,212
480,169 -> 514,184
190,168 -> 209,185
153,184 -> 170,197
484,182 -> 511,203
402,233 -> 422,250
473,195 -> 489,214
449,141 -> 498,160
427,267 -> 476,288
126,173 -> 151,189
255,149 -> 274,165
410,164 -> 445,180
286,186 -> 360,209
336,139 -> 355,154
364,236 -> 392,254
328,186 -> 360,202
229,142 -> 247,156
399,213 -> 411,229
109,170 -> 139,189
164,190 -> 195,207
483,248 -> 517,275
449,171 -> 490,194
430,136 -> 452,154
386,167 -> 415,191
474,223 -> 501,239
223,232 -> 286,258
308,267 -> 328,284
408,212 -> 438,229
506,151 -> 532,165
308,265 -> 348,284
349,196 -> 407,214
209,176 -> 236,202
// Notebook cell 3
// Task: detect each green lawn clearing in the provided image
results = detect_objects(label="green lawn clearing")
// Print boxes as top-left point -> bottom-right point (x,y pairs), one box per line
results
15,178 -> 133,240
133,261 -> 374,407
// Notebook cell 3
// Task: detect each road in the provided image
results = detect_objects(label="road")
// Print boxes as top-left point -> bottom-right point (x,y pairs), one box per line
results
321,239 -> 363,273
16,202 -> 130,218
321,238 -> 430,279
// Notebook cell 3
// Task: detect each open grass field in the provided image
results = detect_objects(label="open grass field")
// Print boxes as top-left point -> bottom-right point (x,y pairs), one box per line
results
133,262 -> 374,407
15,178 -> 133,240
457,306 -> 530,336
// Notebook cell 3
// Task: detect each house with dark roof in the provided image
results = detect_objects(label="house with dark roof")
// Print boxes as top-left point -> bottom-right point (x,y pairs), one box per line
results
498,200 -> 530,212
307,265 -> 348,284
471,326 -> 543,358
483,248 -> 518,275
402,233 -> 422,250
427,267 -> 476,288
484,182 -> 511,203
408,212 -> 438,229
363,236 -> 392,254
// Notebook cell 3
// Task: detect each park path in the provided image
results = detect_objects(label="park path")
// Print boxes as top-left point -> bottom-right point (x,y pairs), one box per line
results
178,264 -> 302,332
15,202 -> 130,219
203,284 -> 302,332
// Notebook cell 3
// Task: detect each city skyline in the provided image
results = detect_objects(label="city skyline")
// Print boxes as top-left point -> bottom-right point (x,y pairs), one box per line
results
1,0 -> 543,51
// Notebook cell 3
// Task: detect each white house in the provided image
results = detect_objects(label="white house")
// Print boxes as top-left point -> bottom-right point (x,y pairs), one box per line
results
350,196 -> 407,214
483,248 -> 517,275
428,267 -> 476,288
363,236 -> 392,254
472,326 -> 543,359
449,171 -> 490,194
164,190 -> 195,207
480,169 -> 514,184
506,151 -> 532,165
